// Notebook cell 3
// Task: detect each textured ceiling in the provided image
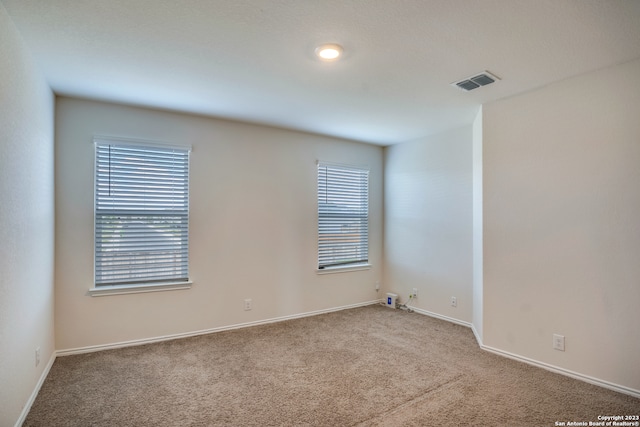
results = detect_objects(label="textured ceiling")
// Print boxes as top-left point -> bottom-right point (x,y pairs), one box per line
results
3,0 -> 640,145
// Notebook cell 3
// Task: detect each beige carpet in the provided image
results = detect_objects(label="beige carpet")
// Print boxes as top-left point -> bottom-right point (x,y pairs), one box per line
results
25,305 -> 639,426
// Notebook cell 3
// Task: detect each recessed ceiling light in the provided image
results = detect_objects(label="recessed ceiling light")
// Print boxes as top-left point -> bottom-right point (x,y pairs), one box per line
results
315,44 -> 343,61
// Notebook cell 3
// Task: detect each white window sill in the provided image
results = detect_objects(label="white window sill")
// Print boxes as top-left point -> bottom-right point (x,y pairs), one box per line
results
316,264 -> 371,275
88,281 -> 193,297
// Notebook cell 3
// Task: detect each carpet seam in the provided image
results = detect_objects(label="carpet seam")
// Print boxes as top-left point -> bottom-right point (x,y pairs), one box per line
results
351,373 -> 466,426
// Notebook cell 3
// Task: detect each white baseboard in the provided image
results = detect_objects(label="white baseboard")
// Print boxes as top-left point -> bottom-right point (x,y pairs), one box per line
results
470,322 -> 482,344
15,351 -> 56,427
57,299 -> 382,356
23,299 -> 639,427
407,305 -> 472,328
479,343 -> 640,399
407,306 -> 640,399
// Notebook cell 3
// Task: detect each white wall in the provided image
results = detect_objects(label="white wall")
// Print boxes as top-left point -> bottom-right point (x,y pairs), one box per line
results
0,4 -> 55,426
472,107 -> 483,341
483,58 -> 640,392
54,97 -> 383,351
383,127 -> 473,322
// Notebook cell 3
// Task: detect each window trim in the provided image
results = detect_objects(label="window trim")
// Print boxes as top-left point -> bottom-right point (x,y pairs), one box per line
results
92,136 -> 192,293
316,161 -> 370,273
88,280 -> 193,297
316,263 -> 371,275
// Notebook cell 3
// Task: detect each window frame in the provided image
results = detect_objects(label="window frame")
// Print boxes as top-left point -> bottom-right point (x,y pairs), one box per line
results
316,161 -> 371,274
89,136 -> 193,296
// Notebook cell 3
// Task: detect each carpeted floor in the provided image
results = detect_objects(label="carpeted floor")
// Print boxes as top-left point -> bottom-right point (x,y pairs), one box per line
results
25,305 -> 639,426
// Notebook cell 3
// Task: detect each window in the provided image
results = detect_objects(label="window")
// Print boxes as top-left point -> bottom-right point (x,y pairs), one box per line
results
94,138 -> 191,288
317,162 -> 369,270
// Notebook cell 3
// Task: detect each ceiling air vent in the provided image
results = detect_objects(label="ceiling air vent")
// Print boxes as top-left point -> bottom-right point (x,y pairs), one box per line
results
452,71 -> 501,91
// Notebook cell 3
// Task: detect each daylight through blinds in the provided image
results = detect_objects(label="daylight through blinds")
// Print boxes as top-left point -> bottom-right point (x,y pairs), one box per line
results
94,140 -> 190,286
318,162 -> 369,269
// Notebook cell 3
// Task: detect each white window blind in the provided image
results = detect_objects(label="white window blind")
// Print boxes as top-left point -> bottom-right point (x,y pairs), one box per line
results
317,162 -> 369,269
94,139 -> 190,286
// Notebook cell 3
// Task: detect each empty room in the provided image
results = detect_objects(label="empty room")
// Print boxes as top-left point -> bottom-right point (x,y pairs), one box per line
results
1,1 -> 639,426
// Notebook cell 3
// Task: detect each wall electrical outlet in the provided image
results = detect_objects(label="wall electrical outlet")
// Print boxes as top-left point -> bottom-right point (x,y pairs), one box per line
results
35,347 -> 41,367
244,299 -> 252,311
375,281 -> 380,291
553,334 -> 565,351
450,296 -> 457,307
412,288 -> 418,298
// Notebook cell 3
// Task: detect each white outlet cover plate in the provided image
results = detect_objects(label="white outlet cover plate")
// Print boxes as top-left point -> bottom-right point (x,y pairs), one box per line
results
553,334 -> 565,351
